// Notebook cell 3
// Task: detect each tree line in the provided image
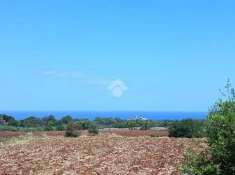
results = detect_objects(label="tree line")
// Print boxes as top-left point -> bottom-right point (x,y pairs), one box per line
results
0,114 -> 166,131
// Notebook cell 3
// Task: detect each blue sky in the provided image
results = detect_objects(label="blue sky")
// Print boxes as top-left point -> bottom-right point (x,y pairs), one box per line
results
0,0 -> 235,111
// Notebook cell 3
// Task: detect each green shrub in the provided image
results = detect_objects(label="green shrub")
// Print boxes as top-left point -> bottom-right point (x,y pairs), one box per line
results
88,124 -> 99,135
0,125 -> 44,132
42,115 -> 57,129
44,125 -> 56,131
20,116 -> 42,128
125,119 -> 155,130
205,81 -> 235,175
60,115 -> 73,124
182,80 -> 235,175
65,122 -> 80,137
140,120 -> 155,130
56,124 -> 65,131
0,114 -> 19,126
77,120 -> 92,130
181,150 -> 218,175
169,119 -> 205,138
0,125 -> 19,131
95,117 -> 115,127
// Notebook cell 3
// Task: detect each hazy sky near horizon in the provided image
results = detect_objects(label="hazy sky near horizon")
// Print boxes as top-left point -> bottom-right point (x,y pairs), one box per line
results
0,0 -> 235,111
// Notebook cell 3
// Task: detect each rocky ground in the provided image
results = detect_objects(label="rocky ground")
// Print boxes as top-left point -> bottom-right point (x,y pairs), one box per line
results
0,132 -> 207,175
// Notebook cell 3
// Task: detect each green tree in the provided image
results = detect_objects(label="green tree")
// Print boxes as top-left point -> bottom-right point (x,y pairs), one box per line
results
60,115 -> 73,124
77,119 -> 92,130
139,120 -> 155,130
0,114 -> 19,126
21,116 -> 42,127
94,117 -> 116,127
126,120 -> 138,130
42,115 -> 57,131
113,118 -> 127,128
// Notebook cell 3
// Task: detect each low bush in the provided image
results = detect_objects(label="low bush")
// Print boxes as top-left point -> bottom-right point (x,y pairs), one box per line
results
88,124 -> 99,135
20,116 -> 42,128
169,119 -> 205,138
77,120 -> 92,130
0,125 -> 44,132
181,149 -> 218,175
65,122 -> 80,137
0,125 -> 19,131
139,120 -> 155,130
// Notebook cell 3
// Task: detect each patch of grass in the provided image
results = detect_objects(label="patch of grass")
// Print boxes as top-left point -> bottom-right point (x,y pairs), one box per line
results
0,133 -> 35,146
0,125 -> 45,132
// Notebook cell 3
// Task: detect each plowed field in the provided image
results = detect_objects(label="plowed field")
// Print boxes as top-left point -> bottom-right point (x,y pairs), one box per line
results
0,132 -> 207,175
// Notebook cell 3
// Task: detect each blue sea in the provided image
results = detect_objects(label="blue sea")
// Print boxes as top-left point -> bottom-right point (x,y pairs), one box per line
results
0,111 -> 207,120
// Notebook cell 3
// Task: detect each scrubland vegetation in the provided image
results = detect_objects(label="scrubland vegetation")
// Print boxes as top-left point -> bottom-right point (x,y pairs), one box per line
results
0,114 -> 159,131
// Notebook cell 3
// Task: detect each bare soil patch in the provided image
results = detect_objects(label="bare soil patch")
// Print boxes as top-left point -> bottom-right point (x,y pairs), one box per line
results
0,131 -> 25,139
109,129 -> 169,137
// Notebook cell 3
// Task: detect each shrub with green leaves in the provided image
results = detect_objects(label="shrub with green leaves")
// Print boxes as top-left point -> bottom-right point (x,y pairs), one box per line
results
182,80 -> 235,175
169,119 -> 205,138
65,122 -> 80,137
77,120 -> 92,130
181,150 -> 218,175
139,120 -> 155,130
206,81 -> 235,175
0,114 -> 19,126
88,124 -> 99,135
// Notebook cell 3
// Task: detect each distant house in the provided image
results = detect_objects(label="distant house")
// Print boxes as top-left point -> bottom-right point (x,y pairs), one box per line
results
128,115 -> 148,121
